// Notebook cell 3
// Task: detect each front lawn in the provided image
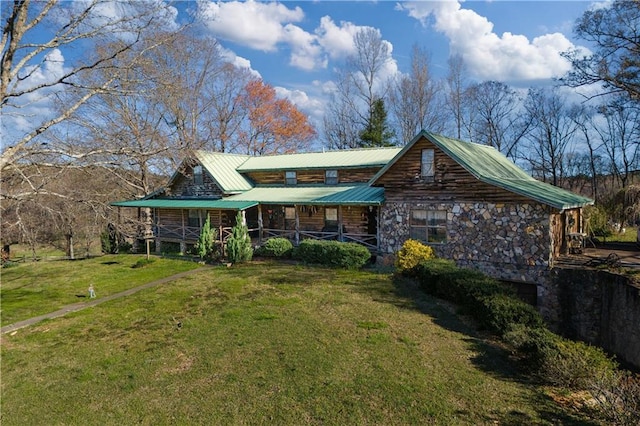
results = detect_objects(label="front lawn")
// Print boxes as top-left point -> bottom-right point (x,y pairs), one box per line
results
0,255 -> 201,326
0,259 -> 595,425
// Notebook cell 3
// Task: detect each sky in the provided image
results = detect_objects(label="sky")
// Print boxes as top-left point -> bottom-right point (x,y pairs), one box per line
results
186,0 -> 596,126
3,0 -> 602,147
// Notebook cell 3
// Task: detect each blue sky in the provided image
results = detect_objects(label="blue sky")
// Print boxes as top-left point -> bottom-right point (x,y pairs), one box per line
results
3,1 -> 600,145
185,0 -> 595,125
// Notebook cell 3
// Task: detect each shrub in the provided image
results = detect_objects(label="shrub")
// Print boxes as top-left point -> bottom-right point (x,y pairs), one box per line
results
254,238 -> 293,258
226,212 -> 253,264
503,324 -> 559,371
541,338 -> 618,390
395,239 -> 435,274
476,293 -> 545,336
195,214 -> 217,262
292,239 -> 370,269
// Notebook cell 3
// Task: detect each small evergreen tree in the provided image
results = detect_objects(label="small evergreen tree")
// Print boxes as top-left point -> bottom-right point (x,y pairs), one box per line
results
195,214 -> 216,261
360,98 -> 396,147
226,211 -> 253,263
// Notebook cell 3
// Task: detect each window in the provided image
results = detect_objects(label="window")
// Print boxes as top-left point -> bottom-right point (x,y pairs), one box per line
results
325,170 -> 338,185
193,165 -> 203,185
421,149 -> 434,181
188,209 -> 205,228
284,207 -> 296,220
285,171 -> 297,185
410,209 -> 446,243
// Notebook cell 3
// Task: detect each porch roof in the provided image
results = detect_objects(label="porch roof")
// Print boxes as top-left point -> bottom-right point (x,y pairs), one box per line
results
110,199 -> 258,210
226,185 -> 385,205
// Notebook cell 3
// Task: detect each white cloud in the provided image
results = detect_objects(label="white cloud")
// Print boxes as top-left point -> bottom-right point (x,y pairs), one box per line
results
217,46 -> 262,78
198,0 -> 304,52
315,16 -> 360,59
397,0 -> 579,82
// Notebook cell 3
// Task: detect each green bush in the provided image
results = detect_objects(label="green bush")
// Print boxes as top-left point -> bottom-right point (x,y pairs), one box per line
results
503,324 -> 559,371
477,294 -> 544,336
254,238 -> 293,258
132,258 -> 155,268
292,239 -> 370,269
541,338 -> 618,390
395,239 -> 435,273
226,212 -> 253,264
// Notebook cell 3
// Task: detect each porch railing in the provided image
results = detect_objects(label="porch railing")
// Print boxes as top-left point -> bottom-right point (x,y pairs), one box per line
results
154,224 -> 378,252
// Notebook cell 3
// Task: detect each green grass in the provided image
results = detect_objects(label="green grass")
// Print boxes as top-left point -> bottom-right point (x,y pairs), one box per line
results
0,260 -> 597,425
0,255 -> 201,326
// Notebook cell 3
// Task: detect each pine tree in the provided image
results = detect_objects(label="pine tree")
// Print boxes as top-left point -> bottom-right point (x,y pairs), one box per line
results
360,98 -> 396,147
226,211 -> 253,263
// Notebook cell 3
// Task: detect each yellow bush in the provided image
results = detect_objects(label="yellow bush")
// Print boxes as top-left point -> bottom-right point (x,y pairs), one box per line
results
395,239 -> 435,272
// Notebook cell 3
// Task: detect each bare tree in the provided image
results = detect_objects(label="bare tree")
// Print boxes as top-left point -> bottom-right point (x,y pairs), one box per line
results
1,0 -> 175,172
389,45 -> 444,144
593,98 -> 640,189
522,88 -> 580,186
466,81 -> 529,159
444,54 -> 469,139
323,28 -> 393,148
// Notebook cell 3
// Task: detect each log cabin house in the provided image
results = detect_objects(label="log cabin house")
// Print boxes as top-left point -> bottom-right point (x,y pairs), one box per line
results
112,130 -> 593,286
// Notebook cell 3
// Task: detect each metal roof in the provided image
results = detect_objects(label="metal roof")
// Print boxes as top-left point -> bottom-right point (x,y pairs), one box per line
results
226,185 -> 385,205
372,130 -> 594,210
194,150 -> 253,192
111,199 -> 258,210
237,147 -> 401,172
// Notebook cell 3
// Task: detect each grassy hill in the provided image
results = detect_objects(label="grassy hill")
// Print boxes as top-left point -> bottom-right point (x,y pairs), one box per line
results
1,257 -> 596,425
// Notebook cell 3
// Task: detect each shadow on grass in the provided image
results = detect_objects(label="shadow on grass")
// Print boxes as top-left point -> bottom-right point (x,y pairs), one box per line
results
352,271 -> 600,426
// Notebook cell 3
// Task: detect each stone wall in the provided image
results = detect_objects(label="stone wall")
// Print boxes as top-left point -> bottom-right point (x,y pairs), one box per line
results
550,268 -> 640,369
380,201 -> 551,283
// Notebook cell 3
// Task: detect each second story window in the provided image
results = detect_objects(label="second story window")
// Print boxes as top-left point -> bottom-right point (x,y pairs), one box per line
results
325,170 -> 338,185
285,171 -> 297,185
193,165 -> 203,185
421,149 -> 434,181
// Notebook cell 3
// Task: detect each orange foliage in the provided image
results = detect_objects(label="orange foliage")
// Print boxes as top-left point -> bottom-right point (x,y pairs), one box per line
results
239,79 -> 316,155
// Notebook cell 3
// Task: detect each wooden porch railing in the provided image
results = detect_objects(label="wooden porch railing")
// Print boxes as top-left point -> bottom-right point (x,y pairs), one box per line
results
154,224 -> 378,252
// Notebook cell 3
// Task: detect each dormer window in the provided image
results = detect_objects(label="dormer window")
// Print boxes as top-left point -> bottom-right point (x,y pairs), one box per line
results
285,171 -> 297,185
193,165 -> 203,185
421,149 -> 434,181
325,170 -> 338,185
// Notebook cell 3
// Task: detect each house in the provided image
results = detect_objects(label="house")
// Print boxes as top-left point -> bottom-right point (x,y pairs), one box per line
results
112,130 -> 593,286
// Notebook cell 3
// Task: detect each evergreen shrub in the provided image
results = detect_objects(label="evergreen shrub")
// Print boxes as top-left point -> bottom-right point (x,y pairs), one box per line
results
293,239 -> 370,269
254,238 -> 293,258
226,212 -> 253,264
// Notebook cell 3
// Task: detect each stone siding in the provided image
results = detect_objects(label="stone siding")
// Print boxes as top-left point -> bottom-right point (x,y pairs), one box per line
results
379,201 -> 551,285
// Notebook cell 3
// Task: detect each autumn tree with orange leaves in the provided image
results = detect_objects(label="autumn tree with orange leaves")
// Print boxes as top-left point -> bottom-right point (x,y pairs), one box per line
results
238,80 -> 316,155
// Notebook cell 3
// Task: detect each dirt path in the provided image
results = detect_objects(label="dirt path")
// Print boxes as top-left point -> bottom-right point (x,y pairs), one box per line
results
1,267 -> 210,335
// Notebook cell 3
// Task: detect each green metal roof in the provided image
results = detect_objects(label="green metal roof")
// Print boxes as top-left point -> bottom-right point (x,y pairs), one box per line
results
226,185 -> 385,205
237,147 -> 401,172
372,130 -> 594,210
111,199 -> 258,210
194,150 -> 253,192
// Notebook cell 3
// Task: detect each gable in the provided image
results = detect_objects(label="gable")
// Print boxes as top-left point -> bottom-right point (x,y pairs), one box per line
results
372,131 -> 594,210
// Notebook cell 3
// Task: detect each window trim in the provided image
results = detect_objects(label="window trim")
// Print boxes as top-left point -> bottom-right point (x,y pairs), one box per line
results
325,169 -> 338,185
193,165 -> 204,185
285,171 -> 297,185
410,208 -> 447,244
421,149 -> 435,181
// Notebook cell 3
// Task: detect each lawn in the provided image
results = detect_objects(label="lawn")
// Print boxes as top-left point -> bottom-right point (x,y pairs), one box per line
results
1,258 -> 596,425
0,255 -> 201,326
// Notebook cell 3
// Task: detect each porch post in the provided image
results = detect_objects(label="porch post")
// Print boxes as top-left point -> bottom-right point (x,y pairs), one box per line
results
338,206 -> 343,242
257,204 -> 263,244
376,205 -> 381,254
295,205 -> 300,245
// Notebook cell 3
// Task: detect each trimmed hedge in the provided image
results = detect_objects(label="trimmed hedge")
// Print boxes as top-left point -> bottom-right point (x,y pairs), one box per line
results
410,259 -> 619,393
292,239 -> 371,269
254,238 -> 293,258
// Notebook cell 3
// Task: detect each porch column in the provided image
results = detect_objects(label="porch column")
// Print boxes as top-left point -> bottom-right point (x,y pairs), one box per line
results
338,206 -> 343,242
258,204 -> 263,244
376,206 -> 381,254
295,205 -> 300,245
